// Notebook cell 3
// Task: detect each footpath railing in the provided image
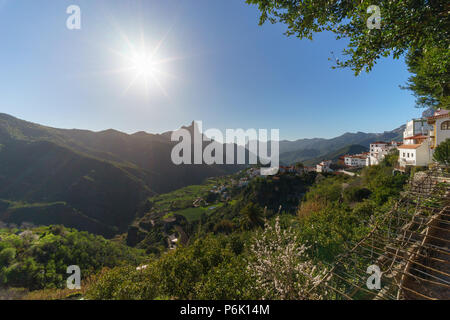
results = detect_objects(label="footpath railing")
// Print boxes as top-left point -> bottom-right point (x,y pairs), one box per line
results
308,165 -> 450,300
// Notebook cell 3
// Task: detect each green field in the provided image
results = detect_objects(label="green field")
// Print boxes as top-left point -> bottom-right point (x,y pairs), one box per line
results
163,203 -> 225,222
0,200 -> 68,210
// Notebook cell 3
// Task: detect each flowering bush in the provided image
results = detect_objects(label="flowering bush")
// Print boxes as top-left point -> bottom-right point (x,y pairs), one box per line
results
247,216 -> 327,300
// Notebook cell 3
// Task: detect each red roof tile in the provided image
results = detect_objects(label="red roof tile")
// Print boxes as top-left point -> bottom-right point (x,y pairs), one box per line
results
398,144 -> 422,149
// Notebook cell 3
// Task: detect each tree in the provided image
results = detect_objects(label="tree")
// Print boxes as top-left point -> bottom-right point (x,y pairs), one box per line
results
294,162 -> 304,169
247,1 -> 449,108
0,248 -> 16,266
240,203 -> 264,230
246,0 -> 448,74
433,139 -> 450,166
403,48 -> 450,109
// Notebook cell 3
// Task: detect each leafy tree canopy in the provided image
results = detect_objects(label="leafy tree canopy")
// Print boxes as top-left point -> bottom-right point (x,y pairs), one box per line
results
246,0 -> 449,108
403,48 -> 450,109
246,0 -> 448,73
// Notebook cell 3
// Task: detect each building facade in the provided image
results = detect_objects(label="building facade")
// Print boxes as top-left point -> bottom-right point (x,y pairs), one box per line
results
398,143 -> 432,168
344,153 -> 368,167
368,141 -> 399,166
397,109 -> 450,171
316,160 -> 333,173
403,118 -> 433,141
427,109 -> 450,149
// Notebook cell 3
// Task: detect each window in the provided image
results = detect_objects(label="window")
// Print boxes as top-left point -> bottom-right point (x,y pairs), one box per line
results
407,153 -> 410,158
441,121 -> 450,130
403,152 -> 405,158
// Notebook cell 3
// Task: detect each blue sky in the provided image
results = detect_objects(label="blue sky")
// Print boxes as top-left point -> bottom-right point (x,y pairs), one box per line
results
0,0 -> 422,140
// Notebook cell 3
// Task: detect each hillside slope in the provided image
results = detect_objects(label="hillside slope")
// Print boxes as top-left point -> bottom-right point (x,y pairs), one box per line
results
0,113 -> 245,236
0,139 -> 155,236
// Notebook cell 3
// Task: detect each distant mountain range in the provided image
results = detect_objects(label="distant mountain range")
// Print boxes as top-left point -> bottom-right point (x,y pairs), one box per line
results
0,113 -> 404,236
279,126 -> 404,165
302,144 -> 369,166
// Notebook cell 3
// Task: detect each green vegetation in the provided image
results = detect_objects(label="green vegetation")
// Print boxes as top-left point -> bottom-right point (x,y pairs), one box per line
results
0,200 -> 67,210
0,140 -> 411,300
403,48 -> 449,109
433,138 -> 450,166
297,158 -> 407,263
0,153 -> 413,301
84,159 -> 409,300
246,0 -> 447,73
86,234 -> 254,300
240,203 -> 264,230
0,225 -> 145,291
247,0 -> 449,109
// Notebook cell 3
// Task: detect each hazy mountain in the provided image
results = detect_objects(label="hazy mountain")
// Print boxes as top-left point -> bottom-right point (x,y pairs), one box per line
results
302,144 -> 369,166
279,126 -> 404,165
278,149 -> 321,166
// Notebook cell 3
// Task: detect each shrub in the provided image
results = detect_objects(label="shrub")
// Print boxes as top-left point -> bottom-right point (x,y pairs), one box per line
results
343,186 -> 372,203
213,220 -> 235,234
0,247 -> 16,266
247,217 -> 326,299
433,138 -> 450,165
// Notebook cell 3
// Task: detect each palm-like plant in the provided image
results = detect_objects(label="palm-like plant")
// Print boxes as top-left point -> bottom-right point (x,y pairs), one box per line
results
240,203 -> 264,230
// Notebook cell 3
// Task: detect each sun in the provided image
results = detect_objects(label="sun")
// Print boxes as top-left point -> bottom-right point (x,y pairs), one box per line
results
131,52 -> 156,77
119,45 -> 175,97
87,18 -> 184,99
100,29 -> 182,98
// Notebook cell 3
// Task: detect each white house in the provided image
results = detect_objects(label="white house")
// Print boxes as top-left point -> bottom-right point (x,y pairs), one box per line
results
344,153 -> 368,167
398,143 -> 432,168
402,117 -> 432,147
316,160 -> 333,173
403,118 -> 433,141
368,142 -> 399,166
396,109 -> 450,171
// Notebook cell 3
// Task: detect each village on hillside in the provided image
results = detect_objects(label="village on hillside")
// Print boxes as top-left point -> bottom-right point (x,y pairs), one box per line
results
202,108 -> 450,195
275,108 -> 450,176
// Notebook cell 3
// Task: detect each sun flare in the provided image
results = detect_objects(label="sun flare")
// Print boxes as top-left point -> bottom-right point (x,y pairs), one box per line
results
131,52 -> 156,77
119,45 -> 174,97
100,27 -> 182,98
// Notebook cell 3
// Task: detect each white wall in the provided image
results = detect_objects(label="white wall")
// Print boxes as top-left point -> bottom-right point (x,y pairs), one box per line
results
399,143 -> 432,167
435,118 -> 450,146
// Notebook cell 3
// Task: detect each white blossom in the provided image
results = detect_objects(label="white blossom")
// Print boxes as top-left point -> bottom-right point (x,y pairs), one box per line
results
247,217 -> 327,300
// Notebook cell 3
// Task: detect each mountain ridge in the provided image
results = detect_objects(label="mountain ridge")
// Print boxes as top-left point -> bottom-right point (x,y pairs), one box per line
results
279,125 -> 404,164
0,114 -> 244,236
0,113 -> 405,236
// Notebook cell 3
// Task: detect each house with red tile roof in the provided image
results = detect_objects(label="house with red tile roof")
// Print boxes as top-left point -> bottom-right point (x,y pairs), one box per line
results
396,109 -> 450,171
344,153 -> 368,167
398,143 -> 432,168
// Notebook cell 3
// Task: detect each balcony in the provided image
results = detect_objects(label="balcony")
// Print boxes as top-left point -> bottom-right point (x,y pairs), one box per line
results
399,159 -> 416,166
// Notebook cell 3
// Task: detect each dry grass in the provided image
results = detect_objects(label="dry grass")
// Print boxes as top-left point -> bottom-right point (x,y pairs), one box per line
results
297,200 -> 325,219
